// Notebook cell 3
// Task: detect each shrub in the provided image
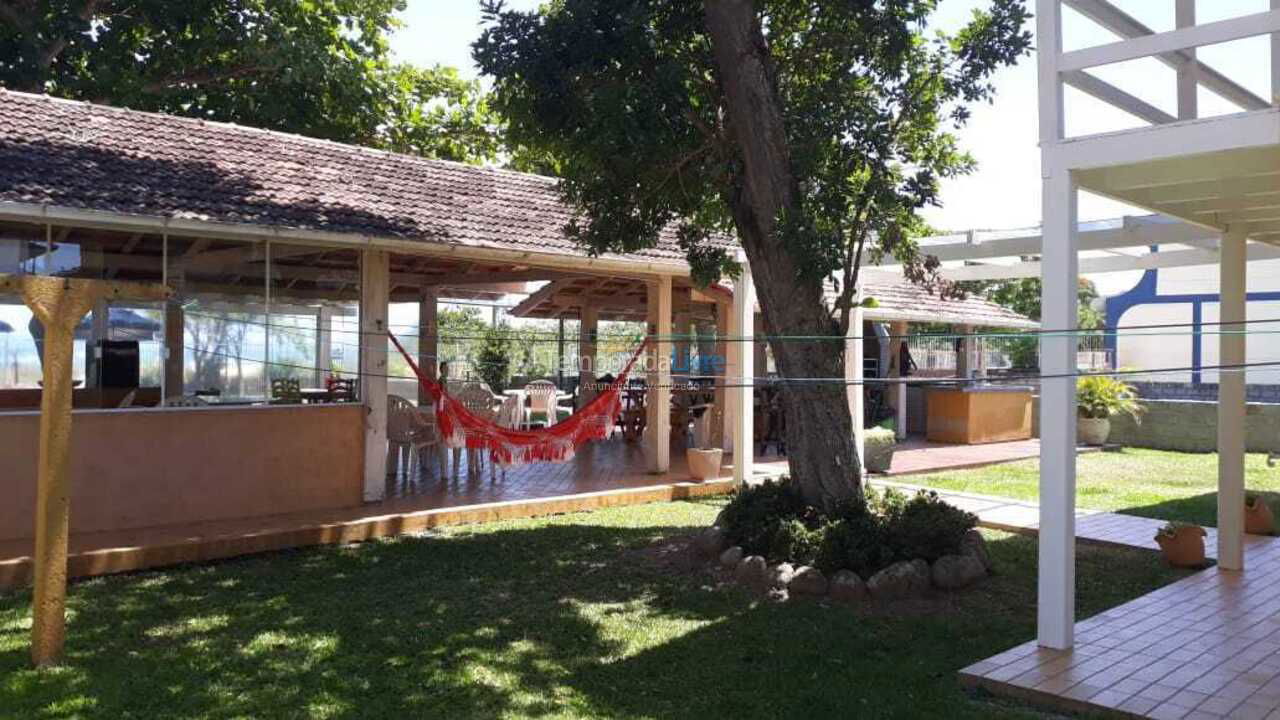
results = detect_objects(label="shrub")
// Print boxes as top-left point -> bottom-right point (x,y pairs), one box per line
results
717,479 -> 975,575
770,518 -> 824,566
719,477 -> 811,556
1076,375 -> 1144,422
882,490 -> 978,563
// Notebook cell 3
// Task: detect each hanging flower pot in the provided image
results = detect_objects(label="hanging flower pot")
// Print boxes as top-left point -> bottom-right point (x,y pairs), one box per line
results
1246,495 -> 1275,535
1154,523 -> 1207,568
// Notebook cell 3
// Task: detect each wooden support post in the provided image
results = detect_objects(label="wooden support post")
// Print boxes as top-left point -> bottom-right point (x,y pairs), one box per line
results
753,312 -> 768,378
4,274 -> 169,668
712,304 -> 729,450
731,255 -> 754,486
888,321 -> 909,440
646,276 -> 672,473
674,312 -> 692,378
578,305 -> 598,407
360,250 -> 390,501
163,302 -> 184,400
1038,168 -> 1079,650
1218,227 -> 1248,571
956,324 -> 974,379
418,289 -> 438,394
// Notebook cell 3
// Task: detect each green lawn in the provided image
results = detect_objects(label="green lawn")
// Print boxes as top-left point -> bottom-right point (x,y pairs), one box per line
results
0,499 -> 1190,719
909,448 -> 1280,528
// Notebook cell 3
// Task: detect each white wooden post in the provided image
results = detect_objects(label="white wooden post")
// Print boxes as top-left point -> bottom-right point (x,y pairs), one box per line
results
1038,169 -> 1079,650
1218,227 -> 1248,571
732,253 -> 755,486
889,320 -> 908,440
646,276 -> 672,473
360,249 -> 390,501
1273,0 -> 1280,106
579,305 -> 598,407
1176,0 -> 1198,120
846,283 -> 865,476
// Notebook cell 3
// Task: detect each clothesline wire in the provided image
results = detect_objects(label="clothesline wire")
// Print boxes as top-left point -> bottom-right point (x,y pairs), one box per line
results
179,309 -> 1280,343
174,342 -> 1280,390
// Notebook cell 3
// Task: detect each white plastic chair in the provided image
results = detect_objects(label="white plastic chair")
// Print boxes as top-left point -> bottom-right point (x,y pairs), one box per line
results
457,383 -> 499,481
387,395 -> 443,480
523,380 -> 560,429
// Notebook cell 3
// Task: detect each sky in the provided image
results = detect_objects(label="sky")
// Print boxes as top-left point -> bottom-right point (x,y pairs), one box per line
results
391,0 -> 1274,234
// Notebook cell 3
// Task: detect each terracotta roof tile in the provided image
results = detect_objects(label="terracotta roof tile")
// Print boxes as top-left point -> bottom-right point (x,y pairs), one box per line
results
0,90 -> 708,263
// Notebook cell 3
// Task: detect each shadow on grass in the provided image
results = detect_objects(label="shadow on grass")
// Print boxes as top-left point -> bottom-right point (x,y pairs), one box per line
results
1116,490 -> 1280,530
0,502 -> 1193,720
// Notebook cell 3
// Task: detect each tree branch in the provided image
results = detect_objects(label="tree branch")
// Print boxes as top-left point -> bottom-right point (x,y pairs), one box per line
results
141,63 -> 272,94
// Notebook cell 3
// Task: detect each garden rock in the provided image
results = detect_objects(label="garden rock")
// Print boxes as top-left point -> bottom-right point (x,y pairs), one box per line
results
735,555 -> 769,589
719,546 -> 744,569
867,560 -> 931,601
695,526 -> 729,557
770,562 -> 796,589
931,554 -> 987,590
788,566 -> 829,595
829,570 -> 868,603
959,530 -> 992,572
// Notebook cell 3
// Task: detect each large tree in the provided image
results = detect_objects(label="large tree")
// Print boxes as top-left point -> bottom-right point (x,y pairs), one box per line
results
474,0 -> 1030,509
0,0 -> 502,163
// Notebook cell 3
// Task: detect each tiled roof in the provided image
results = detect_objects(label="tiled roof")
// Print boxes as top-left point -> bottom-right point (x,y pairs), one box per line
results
0,90 -> 712,263
861,278 -> 1039,329
0,90 -> 1034,328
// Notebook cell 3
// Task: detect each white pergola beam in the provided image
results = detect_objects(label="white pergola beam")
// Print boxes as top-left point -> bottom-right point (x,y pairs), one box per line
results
1081,149 -> 1280,193
940,241 -> 1280,281
1063,0 -> 1269,111
1059,10 -> 1280,74
730,251 -> 754,487
1063,70 -> 1176,125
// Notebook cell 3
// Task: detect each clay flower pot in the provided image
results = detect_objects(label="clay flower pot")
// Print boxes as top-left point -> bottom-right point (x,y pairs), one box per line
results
1246,496 -> 1275,535
686,448 -> 724,482
1154,524 -> 1207,568
1076,417 -> 1111,446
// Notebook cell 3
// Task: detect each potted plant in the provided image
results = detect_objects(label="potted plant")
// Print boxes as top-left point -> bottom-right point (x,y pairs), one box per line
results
1154,521 -> 1207,568
1076,375 -> 1144,446
864,427 -> 896,474
686,446 -> 724,481
1246,494 -> 1275,535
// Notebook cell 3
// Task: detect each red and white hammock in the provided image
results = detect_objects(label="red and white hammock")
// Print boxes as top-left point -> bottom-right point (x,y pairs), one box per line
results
388,331 -> 649,466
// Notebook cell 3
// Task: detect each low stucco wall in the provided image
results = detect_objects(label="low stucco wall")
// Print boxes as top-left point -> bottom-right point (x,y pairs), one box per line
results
1033,396 -> 1280,453
1107,399 -> 1280,453
0,403 -> 365,542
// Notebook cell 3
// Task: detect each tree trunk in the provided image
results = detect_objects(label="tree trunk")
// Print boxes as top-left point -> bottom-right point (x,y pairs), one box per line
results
704,0 -> 861,510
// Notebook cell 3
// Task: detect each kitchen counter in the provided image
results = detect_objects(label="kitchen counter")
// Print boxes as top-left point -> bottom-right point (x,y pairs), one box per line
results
925,384 -> 1034,444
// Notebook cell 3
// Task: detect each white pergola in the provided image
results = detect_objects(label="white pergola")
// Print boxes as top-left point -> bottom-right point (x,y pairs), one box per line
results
1029,0 -> 1280,651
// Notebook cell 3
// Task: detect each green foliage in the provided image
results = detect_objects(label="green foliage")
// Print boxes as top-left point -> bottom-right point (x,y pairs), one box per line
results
963,277 -> 1104,330
882,490 -> 979,563
474,0 -> 1032,298
476,323 -> 513,392
719,477 -> 812,557
0,1 -> 503,164
1076,375 -> 1144,421
720,480 -> 976,576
